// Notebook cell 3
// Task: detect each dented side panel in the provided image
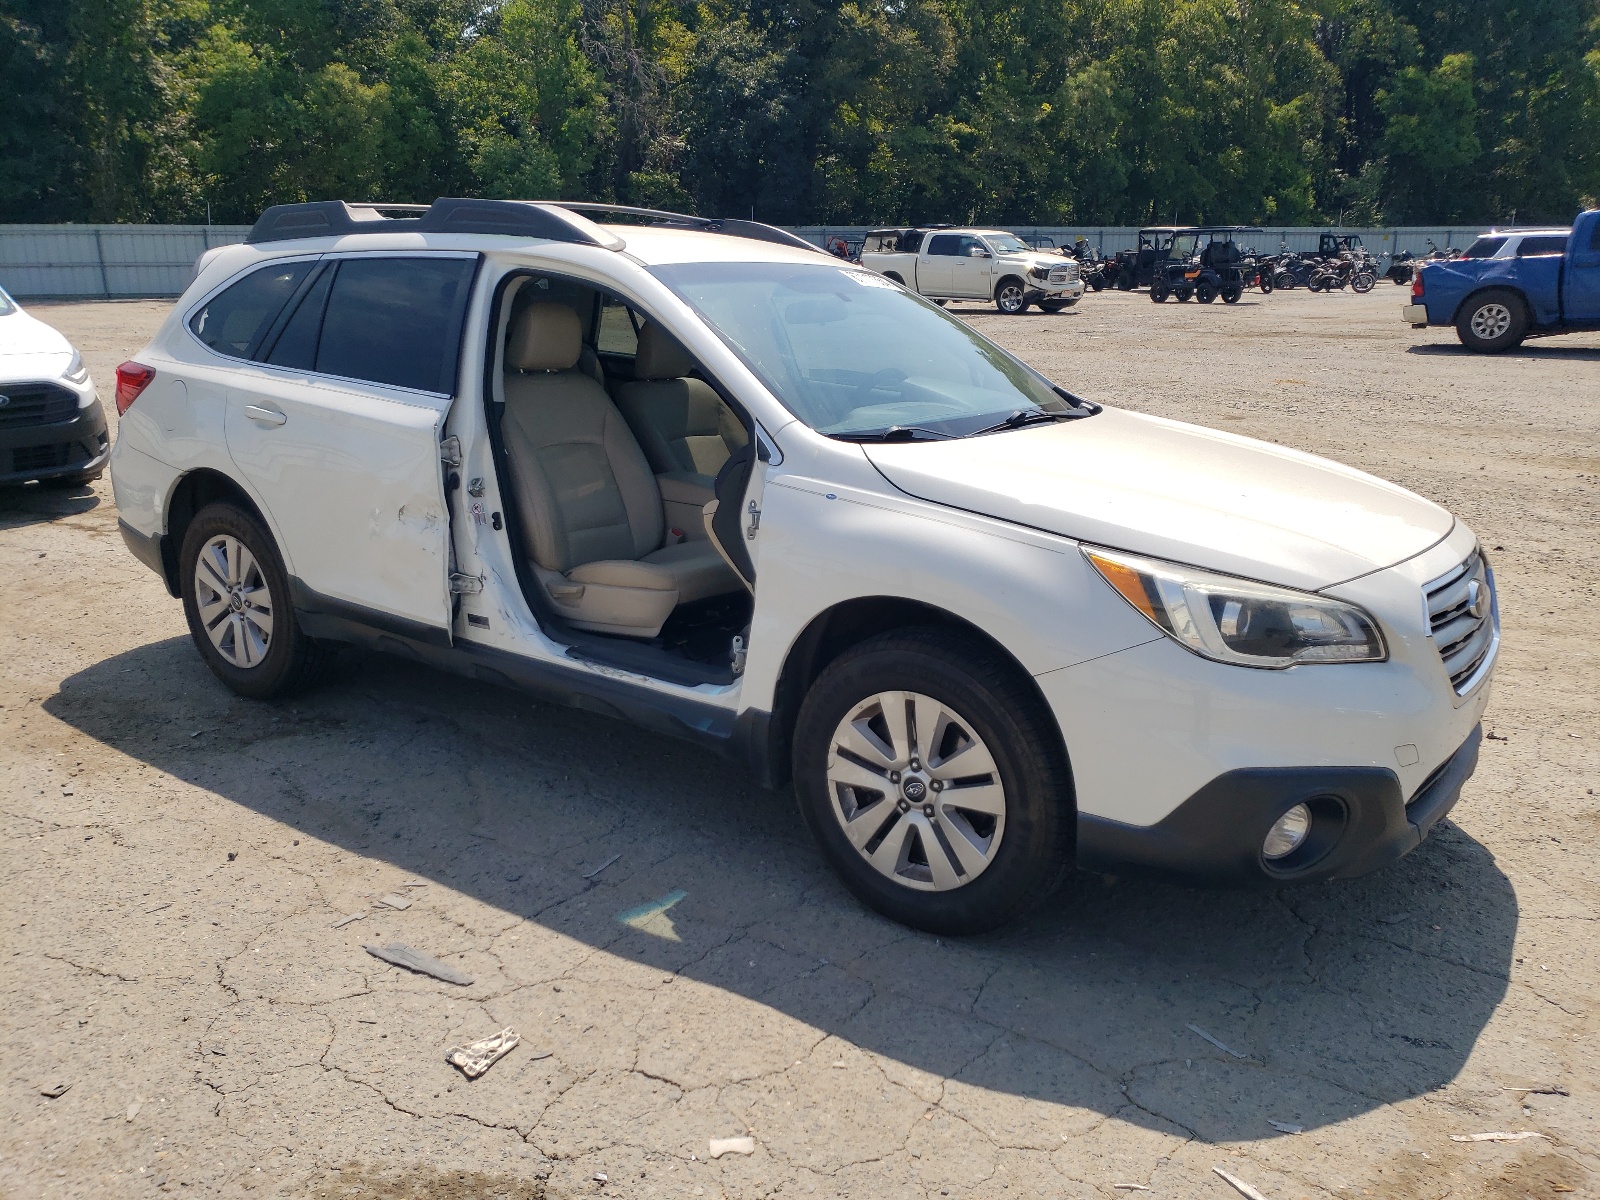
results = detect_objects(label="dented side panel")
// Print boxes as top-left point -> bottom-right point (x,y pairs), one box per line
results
223,367 -> 454,634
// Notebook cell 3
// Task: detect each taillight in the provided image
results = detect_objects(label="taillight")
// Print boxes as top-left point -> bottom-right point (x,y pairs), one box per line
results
114,361 -> 156,416
1411,272 -> 1424,299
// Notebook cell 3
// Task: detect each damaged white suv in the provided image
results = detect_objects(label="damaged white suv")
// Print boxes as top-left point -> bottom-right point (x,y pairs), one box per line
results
111,199 -> 1495,933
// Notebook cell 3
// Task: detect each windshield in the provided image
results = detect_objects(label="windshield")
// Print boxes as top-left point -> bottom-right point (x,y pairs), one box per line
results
650,262 -> 1076,439
1463,237 -> 1506,258
985,234 -> 1030,254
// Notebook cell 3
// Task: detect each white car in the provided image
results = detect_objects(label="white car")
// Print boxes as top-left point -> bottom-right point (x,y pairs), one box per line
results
0,284 -> 108,486
859,227 -> 1085,313
110,199 -> 1494,933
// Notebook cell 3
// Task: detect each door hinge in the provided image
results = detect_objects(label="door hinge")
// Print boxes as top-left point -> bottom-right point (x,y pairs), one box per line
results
746,500 -> 761,540
730,634 -> 747,677
440,436 -> 463,468
449,572 -> 483,595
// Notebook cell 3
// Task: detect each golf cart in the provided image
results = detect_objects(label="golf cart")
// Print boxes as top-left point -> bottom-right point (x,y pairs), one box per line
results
1145,226 -> 1264,304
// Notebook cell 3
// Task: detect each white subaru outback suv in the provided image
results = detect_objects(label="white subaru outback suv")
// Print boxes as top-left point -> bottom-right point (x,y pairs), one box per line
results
111,198 -> 1496,934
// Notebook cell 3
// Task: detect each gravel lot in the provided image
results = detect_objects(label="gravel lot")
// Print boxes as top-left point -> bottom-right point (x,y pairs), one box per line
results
3,288 -> 1597,1199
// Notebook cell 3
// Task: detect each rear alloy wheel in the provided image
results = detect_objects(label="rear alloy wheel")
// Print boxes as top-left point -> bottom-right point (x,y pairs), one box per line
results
1220,283 -> 1243,304
994,279 -> 1030,314
1456,289 -> 1527,353
180,502 -> 331,699
1196,282 -> 1218,303
793,629 -> 1073,934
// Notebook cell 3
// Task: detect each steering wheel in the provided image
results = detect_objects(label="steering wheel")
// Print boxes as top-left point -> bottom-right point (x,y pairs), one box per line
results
854,368 -> 907,403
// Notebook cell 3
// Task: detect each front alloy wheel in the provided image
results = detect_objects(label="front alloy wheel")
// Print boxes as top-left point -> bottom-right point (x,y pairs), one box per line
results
826,690 -> 1007,892
792,628 -> 1073,934
994,280 -> 1030,314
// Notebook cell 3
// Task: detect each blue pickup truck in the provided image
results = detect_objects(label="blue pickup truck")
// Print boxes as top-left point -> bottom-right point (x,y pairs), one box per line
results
1404,209 -> 1600,352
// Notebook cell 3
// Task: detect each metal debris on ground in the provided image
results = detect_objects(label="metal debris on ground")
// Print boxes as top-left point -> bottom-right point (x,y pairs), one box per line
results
363,942 -> 475,986
708,1136 -> 756,1158
39,1082 -> 71,1098
1450,1131 -> 1549,1143
1112,1185 -> 1151,1191
1187,1023 -> 1248,1059
1213,1166 -> 1270,1200
593,1172 -> 608,1182
445,1027 -> 520,1079
401,879 -> 428,888
1502,1085 -> 1569,1096
145,903 -> 172,914
582,852 -> 622,880
1267,1120 -> 1303,1134
332,913 -> 366,928
375,893 -> 413,910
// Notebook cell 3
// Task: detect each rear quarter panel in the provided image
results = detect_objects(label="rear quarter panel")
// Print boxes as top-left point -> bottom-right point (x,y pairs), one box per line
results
1424,256 -> 1563,327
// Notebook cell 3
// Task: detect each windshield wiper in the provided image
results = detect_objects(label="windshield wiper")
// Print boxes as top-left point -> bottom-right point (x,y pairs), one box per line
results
834,425 -> 957,443
969,409 -> 1078,436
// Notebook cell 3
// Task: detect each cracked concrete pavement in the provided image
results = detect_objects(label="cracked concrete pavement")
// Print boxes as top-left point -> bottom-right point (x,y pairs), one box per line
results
2,291 -> 1597,1198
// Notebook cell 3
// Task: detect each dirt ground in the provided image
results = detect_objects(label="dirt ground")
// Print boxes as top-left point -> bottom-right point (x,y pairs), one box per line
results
2,287 -> 1597,1200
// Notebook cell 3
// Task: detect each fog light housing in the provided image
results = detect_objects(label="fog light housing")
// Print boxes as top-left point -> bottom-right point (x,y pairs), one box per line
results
1263,804 -> 1312,859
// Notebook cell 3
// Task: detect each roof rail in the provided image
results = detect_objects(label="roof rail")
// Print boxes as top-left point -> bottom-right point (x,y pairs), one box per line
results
244,197 -> 825,255
545,202 -> 824,254
245,199 -> 626,250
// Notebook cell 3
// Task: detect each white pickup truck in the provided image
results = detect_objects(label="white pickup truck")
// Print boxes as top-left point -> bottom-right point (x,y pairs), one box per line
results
859,227 -> 1085,314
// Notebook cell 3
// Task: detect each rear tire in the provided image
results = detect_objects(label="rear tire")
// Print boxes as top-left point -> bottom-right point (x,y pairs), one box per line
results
1220,283 -> 1243,304
1196,282 -> 1217,303
792,628 -> 1073,935
1175,284 -> 1194,302
1455,289 -> 1528,353
1257,274 -> 1274,295
179,502 -> 332,700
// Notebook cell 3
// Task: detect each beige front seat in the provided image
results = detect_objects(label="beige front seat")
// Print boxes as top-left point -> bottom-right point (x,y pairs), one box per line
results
499,303 -> 740,638
616,322 -> 748,480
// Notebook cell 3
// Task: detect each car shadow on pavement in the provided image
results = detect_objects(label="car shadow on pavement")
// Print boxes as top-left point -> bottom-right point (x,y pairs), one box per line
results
0,480 -> 100,527
46,636 -> 1516,1146
1406,343 -> 1600,361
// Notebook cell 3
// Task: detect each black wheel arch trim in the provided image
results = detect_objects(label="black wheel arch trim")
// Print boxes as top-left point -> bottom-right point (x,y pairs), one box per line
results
1076,725 -> 1480,884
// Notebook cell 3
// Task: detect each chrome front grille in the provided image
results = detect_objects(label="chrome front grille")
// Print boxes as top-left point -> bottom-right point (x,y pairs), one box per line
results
1425,549 -> 1496,694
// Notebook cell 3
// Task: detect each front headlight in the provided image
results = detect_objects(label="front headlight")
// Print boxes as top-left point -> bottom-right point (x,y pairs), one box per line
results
1084,546 -> 1386,668
1028,265 -> 1050,280
64,348 -> 89,385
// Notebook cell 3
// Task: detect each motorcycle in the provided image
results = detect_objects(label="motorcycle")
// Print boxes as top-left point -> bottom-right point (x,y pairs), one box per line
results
1385,250 -> 1416,285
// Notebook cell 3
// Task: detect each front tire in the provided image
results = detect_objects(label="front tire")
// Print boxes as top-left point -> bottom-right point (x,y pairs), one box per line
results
1220,283 -> 1243,304
1456,289 -> 1527,353
994,278 -> 1030,314
1196,282 -> 1217,303
792,629 -> 1073,935
1038,298 -> 1068,312
179,502 -> 331,700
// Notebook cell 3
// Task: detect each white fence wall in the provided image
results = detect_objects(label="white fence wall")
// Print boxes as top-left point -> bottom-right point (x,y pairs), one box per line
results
1,222 -> 1487,298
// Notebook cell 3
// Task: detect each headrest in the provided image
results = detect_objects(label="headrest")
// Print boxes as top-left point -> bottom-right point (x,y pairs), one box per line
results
506,302 -> 581,371
633,322 -> 693,381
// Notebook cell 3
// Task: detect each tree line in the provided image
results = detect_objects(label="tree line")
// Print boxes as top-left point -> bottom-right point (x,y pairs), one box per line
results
3,0 -> 1597,229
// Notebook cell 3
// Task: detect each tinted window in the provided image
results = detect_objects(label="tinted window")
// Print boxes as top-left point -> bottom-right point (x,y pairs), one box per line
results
1462,237 -> 1506,258
191,261 -> 314,358
957,236 -> 986,257
1516,235 -> 1567,257
315,256 -> 477,392
264,265 -> 332,368
926,234 -> 960,256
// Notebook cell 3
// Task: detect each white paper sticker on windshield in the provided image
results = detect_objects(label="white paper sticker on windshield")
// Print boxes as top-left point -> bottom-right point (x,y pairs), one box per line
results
846,271 -> 899,289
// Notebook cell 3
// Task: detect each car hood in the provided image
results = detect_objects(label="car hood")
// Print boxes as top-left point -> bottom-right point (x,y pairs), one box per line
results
0,309 -> 74,379
998,253 -> 1072,272
862,408 -> 1453,591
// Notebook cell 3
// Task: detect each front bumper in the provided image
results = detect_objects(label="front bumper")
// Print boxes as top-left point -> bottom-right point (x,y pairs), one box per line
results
1076,725 -> 1480,884
1403,303 -> 1429,326
0,388 -> 109,485
1029,279 -> 1085,304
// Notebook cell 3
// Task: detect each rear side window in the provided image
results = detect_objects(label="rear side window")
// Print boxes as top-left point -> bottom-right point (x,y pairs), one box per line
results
1516,235 -> 1567,257
191,261 -> 315,358
1462,237 -> 1506,258
926,234 -> 959,256
314,256 -> 478,393
264,265 -> 333,369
